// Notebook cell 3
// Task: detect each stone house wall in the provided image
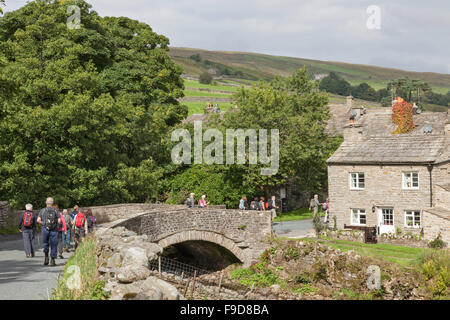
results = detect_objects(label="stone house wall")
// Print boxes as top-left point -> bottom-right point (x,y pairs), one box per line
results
328,164 -> 441,233
422,210 -> 449,244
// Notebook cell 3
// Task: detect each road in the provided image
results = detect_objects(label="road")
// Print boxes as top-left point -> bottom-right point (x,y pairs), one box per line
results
273,218 -> 316,238
0,233 -> 73,300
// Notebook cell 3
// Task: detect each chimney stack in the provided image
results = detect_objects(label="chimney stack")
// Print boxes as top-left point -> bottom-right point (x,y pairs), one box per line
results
343,123 -> 364,142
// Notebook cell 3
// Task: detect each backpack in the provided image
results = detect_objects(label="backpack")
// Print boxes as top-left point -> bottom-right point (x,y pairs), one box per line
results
23,211 -> 33,228
87,216 -> 94,229
322,203 -> 328,211
74,212 -> 85,228
250,201 -> 258,210
44,207 -> 58,230
265,202 -> 269,209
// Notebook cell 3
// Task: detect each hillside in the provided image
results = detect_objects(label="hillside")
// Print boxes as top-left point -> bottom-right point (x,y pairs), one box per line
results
169,47 -> 450,94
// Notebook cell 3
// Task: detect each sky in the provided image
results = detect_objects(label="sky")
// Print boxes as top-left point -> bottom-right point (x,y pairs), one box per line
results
3,0 -> 450,74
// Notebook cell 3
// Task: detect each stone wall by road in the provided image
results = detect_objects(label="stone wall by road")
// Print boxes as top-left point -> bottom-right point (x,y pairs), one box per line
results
0,202 -> 10,229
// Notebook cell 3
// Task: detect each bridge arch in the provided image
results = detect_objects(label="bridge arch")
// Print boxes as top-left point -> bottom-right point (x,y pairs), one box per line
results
157,230 -> 248,266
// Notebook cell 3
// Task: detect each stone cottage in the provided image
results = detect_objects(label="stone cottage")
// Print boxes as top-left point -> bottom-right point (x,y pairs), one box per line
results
327,104 -> 449,243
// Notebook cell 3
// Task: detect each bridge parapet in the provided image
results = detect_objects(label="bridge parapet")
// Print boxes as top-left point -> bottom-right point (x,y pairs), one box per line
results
111,207 -> 273,266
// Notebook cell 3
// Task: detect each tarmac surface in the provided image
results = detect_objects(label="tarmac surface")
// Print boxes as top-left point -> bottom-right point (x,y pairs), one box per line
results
0,233 -> 73,300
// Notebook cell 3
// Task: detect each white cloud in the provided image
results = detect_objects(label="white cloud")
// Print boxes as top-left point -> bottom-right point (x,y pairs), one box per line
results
3,0 -> 450,73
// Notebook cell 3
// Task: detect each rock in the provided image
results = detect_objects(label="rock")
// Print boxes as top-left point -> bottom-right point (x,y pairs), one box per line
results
121,246 -> 148,267
110,283 -> 140,300
112,227 -> 126,236
140,276 -> 184,300
270,284 -> 282,294
121,230 -> 137,237
107,253 -> 122,269
145,243 -> 163,261
116,265 -> 151,283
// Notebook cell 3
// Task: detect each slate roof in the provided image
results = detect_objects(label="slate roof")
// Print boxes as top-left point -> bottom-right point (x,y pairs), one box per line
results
327,111 -> 449,164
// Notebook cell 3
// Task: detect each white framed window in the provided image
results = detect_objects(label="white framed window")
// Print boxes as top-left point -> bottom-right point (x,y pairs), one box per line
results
402,172 -> 419,189
351,209 -> 366,226
349,173 -> 365,190
405,210 -> 421,228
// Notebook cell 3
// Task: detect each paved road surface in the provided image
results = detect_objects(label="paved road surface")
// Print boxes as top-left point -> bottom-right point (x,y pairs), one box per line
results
0,233 -> 73,300
273,219 -> 316,238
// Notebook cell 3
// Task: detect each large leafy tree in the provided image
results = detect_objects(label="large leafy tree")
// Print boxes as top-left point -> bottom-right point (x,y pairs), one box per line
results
167,68 -> 342,207
0,0 -> 186,208
223,68 -> 342,195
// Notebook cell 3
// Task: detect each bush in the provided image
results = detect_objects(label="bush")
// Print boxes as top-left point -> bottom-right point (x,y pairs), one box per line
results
428,233 -> 446,249
199,72 -> 213,84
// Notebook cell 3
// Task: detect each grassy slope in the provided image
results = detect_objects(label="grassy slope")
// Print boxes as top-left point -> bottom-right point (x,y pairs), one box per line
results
300,237 -> 431,267
51,236 -> 108,300
171,47 -> 450,94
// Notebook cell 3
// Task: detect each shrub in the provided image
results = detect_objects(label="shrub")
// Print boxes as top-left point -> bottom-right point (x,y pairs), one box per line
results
428,233 -> 446,249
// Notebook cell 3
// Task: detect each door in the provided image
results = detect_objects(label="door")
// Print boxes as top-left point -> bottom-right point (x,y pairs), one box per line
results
378,208 -> 395,234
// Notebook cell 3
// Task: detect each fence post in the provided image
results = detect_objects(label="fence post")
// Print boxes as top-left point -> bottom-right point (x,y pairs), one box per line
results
190,270 -> 198,300
158,256 -> 161,275
217,271 -> 224,295
183,278 -> 190,298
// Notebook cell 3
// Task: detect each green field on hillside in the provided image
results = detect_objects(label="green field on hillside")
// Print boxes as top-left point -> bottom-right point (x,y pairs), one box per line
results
184,90 -> 232,98
183,79 -> 239,92
182,101 -> 233,115
171,47 -> 450,94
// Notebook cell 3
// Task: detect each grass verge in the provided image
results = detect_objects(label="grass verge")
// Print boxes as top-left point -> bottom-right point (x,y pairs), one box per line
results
51,235 -> 108,300
300,236 -> 433,267
274,208 -> 314,222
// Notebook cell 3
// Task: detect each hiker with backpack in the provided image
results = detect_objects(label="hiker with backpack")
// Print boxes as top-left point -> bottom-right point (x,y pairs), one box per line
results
37,197 -> 61,266
62,209 -> 72,252
267,195 -> 279,222
198,195 -> 209,208
239,196 -> 248,210
18,204 -> 37,258
186,193 -> 195,208
72,209 -> 88,249
54,204 -> 67,259
309,194 -> 321,218
250,197 -> 259,210
86,209 -> 96,234
70,205 -> 80,244
259,197 -> 266,211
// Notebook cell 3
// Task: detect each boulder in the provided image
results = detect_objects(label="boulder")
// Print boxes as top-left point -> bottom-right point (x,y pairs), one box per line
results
116,265 -> 151,283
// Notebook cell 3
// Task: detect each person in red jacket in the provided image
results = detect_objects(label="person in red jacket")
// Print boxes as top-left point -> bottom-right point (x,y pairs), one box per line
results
54,204 -> 67,259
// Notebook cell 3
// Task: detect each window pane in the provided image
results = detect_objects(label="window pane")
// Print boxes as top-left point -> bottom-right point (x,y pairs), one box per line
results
351,174 -> 357,188
360,214 -> 366,225
358,174 -> 365,188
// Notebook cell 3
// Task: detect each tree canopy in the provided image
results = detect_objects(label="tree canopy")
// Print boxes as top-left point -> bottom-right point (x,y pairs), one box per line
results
0,0 -> 186,208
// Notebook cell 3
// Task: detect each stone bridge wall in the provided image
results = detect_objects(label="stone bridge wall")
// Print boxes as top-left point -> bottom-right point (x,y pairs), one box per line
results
111,208 -> 273,266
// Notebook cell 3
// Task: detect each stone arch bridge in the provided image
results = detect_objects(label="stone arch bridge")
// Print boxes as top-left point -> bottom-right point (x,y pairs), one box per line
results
103,205 -> 273,267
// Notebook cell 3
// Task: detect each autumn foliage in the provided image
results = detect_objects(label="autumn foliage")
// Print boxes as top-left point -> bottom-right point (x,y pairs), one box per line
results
392,98 -> 415,134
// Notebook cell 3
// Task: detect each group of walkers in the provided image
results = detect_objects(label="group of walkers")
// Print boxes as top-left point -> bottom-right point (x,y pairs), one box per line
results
239,196 -> 279,212
18,197 -> 96,266
309,194 -> 329,223
186,193 -> 210,208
